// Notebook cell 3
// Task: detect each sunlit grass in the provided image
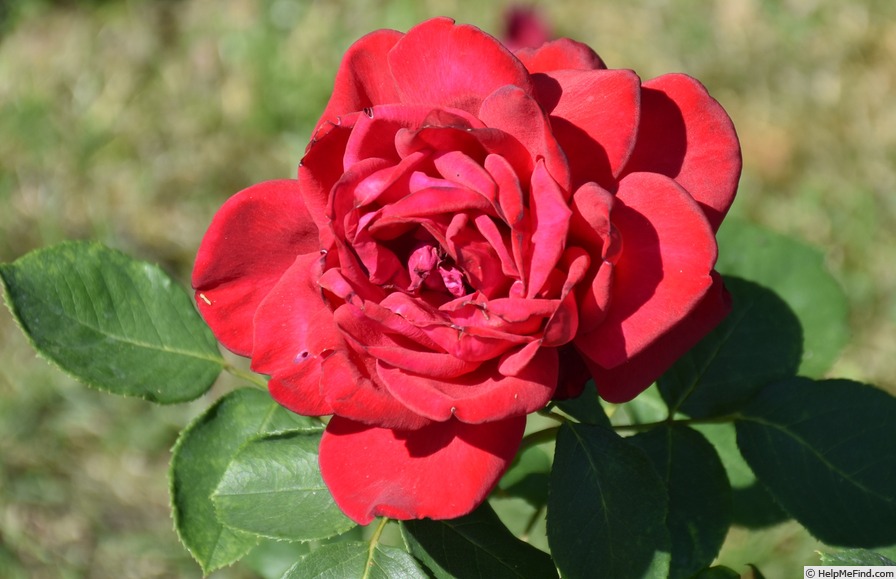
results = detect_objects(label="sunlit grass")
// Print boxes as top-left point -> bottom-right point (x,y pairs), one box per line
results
2,0 -> 894,576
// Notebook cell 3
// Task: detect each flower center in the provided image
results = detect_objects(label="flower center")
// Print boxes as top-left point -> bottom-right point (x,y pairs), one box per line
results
406,241 -> 469,297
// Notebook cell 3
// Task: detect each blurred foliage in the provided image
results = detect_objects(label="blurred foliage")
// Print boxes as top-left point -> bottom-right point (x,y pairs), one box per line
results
1,0 -> 894,577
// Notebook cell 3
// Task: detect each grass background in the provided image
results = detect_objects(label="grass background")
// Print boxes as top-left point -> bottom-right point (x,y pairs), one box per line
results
1,0 -> 894,577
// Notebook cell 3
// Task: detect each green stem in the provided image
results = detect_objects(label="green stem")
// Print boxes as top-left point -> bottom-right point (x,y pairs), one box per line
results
612,413 -> 740,432
363,518 -> 390,579
522,504 -> 546,540
222,363 -> 268,389
518,413 -> 739,451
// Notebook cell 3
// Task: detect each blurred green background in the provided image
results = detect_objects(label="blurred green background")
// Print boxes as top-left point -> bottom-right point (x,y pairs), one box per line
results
1,0 -> 894,577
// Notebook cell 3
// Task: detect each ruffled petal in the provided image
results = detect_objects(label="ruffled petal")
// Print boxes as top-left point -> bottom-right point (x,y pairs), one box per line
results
334,303 -> 481,378
319,415 -> 526,524
588,272 -> 732,402
192,180 -> 319,356
569,182 -> 619,333
533,69 -> 641,190
478,85 -> 571,191
526,159 -> 571,298
620,73 -> 742,231
315,29 -> 403,132
389,17 -> 533,114
300,114 -> 358,238
377,347 -> 558,422
320,349 -> 431,430
542,246 -> 590,346
515,38 -> 605,73
574,172 -> 718,369
251,253 -> 335,416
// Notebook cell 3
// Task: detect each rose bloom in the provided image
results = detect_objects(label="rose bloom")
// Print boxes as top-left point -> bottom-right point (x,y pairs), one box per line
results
193,17 -> 740,524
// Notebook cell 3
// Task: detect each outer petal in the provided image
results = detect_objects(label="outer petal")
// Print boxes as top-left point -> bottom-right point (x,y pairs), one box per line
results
574,172 -> 717,369
588,272 -> 731,402
315,29 -> 403,133
251,253 -> 335,416
514,38 -> 605,73
533,69 -> 641,190
301,113 -> 358,237
389,17 -> 533,114
192,180 -> 319,356
320,415 -> 526,524
621,73 -> 742,231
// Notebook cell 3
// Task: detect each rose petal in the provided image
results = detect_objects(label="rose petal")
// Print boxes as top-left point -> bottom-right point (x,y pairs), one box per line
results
342,105 -> 429,168
381,295 -> 529,363
514,37 -> 606,73
321,349 -> 430,430
377,184 -> 496,222
300,114 -> 359,236
389,17 -> 533,114
526,159 -> 571,298
445,213 -> 509,298
552,345 -> 592,400
251,253 -> 336,416
569,182 -> 619,333
353,150 -> 427,208
620,73 -> 742,231
473,213 -> 519,278
542,246 -> 590,346
574,172 -> 717,368
315,29 -> 403,132
484,154 -> 531,283
192,180 -> 319,356
377,347 -> 558,423
533,69 -> 641,189
478,85 -> 571,190
588,272 -> 732,402
433,151 -> 498,201
320,415 -> 526,524
334,303 -> 480,378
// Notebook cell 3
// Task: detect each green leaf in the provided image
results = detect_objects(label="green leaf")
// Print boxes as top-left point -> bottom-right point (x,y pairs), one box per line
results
693,423 -> 788,529
736,378 -> 896,546
281,541 -> 428,579
547,422 -> 670,579
401,501 -> 557,579
613,385 -> 669,426
628,425 -> 731,579
556,380 -> 610,427
497,445 -> 551,507
170,388 -> 320,574
659,277 -> 802,418
716,219 -> 848,377
819,549 -> 896,566
0,241 -> 222,403
213,431 -> 355,541
242,539 -> 313,579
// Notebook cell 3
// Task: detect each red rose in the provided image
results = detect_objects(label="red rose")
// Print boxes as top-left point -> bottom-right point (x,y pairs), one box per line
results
192,17 -> 740,524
